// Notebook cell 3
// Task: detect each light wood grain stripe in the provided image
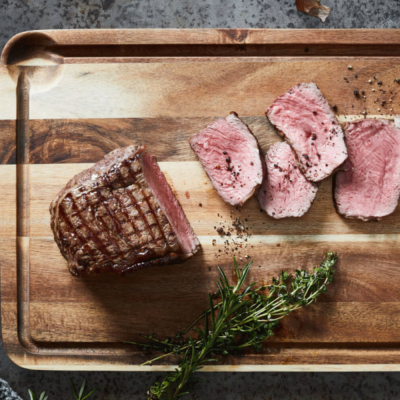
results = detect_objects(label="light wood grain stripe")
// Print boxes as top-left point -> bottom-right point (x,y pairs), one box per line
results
24,302 -> 400,343
9,299 -> 397,343
2,233 -> 400,304
2,59 -> 400,120
8,163 -> 400,237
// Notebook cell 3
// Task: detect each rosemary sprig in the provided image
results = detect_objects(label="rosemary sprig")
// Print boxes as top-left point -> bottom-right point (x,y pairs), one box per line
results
128,252 -> 337,400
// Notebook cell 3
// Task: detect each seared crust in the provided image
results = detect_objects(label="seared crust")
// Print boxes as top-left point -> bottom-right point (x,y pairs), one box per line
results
50,145 -> 199,276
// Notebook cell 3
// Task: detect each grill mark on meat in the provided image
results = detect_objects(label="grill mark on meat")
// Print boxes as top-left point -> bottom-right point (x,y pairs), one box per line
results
123,159 -> 159,244
122,161 -> 169,245
104,189 -> 139,246
115,159 -> 146,241
64,193 -> 114,256
127,159 -> 176,246
125,185 -> 157,244
114,189 -> 144,241
141,194 -> 168,245
66,169 -> 150,265
100,158 -> 164,249
101,175 -> 129,242
50,145 -> 200,276
112,163 -> 145,241
78,188 -> 123,254
57,205 -> 85,262
93,193 -> 126,251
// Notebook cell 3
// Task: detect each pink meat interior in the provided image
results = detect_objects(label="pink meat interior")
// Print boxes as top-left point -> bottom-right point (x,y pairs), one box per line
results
259,142 -> 318,218
267,83 -> 348,182
335,119 -> 400,220
189,113 -> 263,206
141,151 -> 199,254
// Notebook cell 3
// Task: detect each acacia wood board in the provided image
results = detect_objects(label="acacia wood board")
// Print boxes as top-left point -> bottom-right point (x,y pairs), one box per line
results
2,29 -> 400,371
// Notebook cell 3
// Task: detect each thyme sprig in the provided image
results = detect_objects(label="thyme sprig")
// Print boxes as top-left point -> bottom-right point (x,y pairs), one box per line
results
128,252 -> 337,400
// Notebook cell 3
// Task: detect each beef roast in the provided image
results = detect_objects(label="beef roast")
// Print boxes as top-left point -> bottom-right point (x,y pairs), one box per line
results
266,83 -> 347,182
50,145 -> 201,276
189,113 -> 263,206
259,142 -> 318,218
334,119 -> 400,221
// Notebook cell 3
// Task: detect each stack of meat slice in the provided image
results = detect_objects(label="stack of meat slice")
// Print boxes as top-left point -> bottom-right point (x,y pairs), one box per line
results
191,84 -> 400,222
260,83 -> 348,218
266,83 -> 348,183
258,142 -> 318,218
190,84 -> 348,219
334,119 -> 400,221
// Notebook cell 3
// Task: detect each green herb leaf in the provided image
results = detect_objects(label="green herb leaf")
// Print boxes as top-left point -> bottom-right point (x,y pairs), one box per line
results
79,379 -> 86,399
71,379 -> 78,400
82,387 -> 98,400
132,252 -> 337,399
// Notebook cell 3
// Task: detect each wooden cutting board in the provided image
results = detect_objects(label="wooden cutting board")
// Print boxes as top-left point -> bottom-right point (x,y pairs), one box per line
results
3,29 -> 400,371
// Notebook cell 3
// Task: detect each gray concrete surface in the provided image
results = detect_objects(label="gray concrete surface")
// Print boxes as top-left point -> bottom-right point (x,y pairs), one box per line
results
2,0 -> 400,398
1,0 -> 400,50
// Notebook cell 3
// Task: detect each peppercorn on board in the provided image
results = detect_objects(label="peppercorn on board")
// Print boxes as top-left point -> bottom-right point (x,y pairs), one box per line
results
2,29 -> 400,371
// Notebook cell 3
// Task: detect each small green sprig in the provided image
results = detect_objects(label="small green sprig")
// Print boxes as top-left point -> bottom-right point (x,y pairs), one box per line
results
28,380 -> 97,400
71,379 -> 97,400
128,252 -> 337,400
28,390 -> 48,400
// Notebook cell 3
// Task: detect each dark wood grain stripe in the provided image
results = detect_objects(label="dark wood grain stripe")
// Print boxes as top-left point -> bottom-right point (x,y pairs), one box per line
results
0,120 -> 16,164
0,117 -> 277,165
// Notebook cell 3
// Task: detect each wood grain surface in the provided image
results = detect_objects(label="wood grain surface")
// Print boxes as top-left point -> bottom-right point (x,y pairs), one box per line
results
3,29 -> 400,370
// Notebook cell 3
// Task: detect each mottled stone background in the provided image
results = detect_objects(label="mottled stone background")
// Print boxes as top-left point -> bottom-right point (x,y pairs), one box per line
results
1,0 -> 400,50
1,0 -> 400,399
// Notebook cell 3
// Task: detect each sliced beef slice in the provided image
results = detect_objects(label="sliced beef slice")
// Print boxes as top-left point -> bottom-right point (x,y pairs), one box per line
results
189,113 -> 263,206
334,119 -> 400,221
259,142 -> 318,218
266,82 -> 348,182
50,145 -> 201,276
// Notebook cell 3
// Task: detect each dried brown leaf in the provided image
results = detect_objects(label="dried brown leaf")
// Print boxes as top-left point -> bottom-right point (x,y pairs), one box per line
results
296,0 -> 331,22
